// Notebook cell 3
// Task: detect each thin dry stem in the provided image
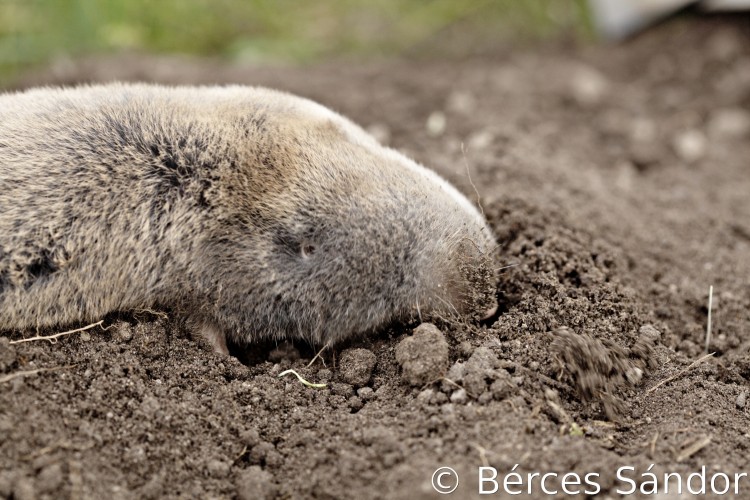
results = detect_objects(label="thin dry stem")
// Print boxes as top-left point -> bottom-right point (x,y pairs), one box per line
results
646,353 -> 714,394
307,342 -> 330,368
705,285 -> 713,354
470,442 -> 491,468
9,321 -> 105,345
676,435 -> 712,462
0,365 -> 75,384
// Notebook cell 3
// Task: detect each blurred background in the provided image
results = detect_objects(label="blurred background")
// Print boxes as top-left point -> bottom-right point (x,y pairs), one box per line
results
1,1 -> 748,87
0,0 -> 596,85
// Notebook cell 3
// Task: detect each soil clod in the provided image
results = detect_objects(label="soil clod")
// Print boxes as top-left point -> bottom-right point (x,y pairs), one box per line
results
339,348 -> 377,387
395,323 -> 449,386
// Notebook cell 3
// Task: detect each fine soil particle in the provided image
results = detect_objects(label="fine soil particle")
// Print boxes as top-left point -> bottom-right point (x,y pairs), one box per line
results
2,16 -> 750,500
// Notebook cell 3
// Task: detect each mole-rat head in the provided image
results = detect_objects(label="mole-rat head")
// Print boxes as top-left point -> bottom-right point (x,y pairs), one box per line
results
201,92 -> 497,345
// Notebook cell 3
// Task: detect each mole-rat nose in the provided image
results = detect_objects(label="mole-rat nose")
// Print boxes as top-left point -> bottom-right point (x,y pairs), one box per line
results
481,303 -> 498,321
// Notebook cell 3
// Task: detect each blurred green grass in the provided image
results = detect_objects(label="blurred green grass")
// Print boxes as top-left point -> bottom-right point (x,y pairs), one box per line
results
0,0 -> 592,81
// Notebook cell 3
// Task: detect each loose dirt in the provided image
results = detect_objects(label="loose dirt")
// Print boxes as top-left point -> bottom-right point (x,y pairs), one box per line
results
2,16 -> 749,500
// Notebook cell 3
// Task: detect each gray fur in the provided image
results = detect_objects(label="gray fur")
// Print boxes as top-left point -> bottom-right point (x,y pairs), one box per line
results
0,84 -> 495,350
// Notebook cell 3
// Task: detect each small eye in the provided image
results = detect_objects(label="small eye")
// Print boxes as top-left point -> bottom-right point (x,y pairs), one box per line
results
300,242 -> 317,259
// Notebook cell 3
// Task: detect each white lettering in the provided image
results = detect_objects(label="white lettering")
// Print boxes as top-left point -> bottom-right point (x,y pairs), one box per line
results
478,467 -> 498,494
616,466 -> 636,494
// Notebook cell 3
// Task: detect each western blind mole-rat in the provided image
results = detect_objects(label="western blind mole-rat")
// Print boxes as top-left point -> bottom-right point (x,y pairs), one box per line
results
0,84 -> 496,354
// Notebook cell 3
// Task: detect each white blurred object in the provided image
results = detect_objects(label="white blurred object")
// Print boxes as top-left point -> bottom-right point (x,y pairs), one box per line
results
589,0 -> 750,39
589,0 -> 697,39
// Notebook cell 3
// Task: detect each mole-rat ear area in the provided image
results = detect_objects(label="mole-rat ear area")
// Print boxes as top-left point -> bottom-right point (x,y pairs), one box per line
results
299,240 -> 317,259
268,221 -> 322,261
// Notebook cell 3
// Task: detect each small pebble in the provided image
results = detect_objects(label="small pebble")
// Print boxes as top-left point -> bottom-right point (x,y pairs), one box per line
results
316,368 -> 332,382
249,442 -> 275,465
446,90 -> 476,114
707,30 -> 742,61
463,347 -> 501,396
12,477 -> 35,500
206,459 -> 230,478
32,453 -> 58,471
138,472 -> 165,500
417,389 -> 434,404
235,466 -> 276,500
625,367 -> 643,385
478,391 -> 494,405
36,463 -> 63,493
467,130 -> 494,151
374,385 -> 389,397
356,387 -> 375,401
457,341 -> 474,358
466,347 -> 499,372
632,325 -> 661,366
432,392 -> 448,405
0,472 -> 12,498
737,391 -> 747,410
0,473 -> 12,498
119,328 -> 133,342
426,112 -> 447,136
440,403 -> 455,415
672,129 -> 707,163
240,428 -> 261,447
450,388 -> 468,404
708,108 -> 750,139
446,361 -> 466,381
490,378 -> 516,401
140,396 -> 161,417
347,396 -> 364,412
569,65 -> 609,106
329,382 -> 354,397
441,361 -> 466,393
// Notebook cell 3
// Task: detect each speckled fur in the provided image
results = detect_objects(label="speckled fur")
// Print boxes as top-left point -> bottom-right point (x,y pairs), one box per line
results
0,84 -> 495,350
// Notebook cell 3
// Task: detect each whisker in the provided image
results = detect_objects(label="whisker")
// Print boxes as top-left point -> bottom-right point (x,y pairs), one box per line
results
461,142 -> 484,217
435,295 -> 461,317
496,262 -> 519,272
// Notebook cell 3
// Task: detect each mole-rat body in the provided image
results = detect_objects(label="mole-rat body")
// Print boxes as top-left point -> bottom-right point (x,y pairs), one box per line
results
0,84 -> 495,353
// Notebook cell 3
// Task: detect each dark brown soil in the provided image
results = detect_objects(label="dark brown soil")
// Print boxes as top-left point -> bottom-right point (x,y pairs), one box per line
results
2,16 -> 750,500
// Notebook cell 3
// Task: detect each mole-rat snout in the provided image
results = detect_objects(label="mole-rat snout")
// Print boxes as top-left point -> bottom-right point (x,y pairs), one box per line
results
203,146 -> 498,351
200,114 -> 502,350
255,152 -> 498,346
432,229 -> 498,321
